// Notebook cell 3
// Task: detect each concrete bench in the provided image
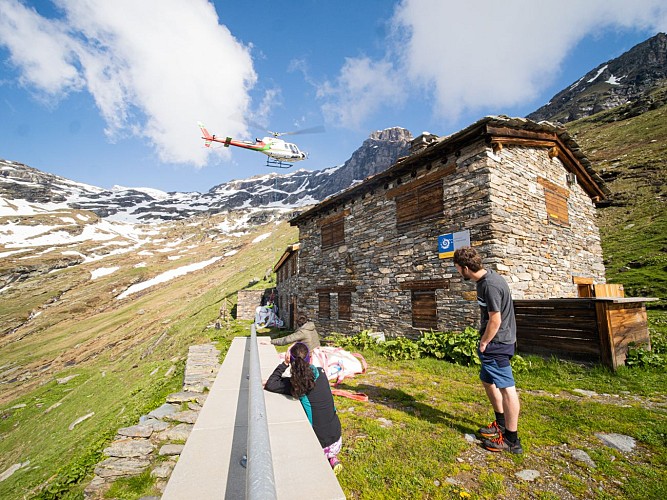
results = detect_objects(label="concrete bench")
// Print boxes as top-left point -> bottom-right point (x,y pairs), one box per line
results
163,336 -> 345,499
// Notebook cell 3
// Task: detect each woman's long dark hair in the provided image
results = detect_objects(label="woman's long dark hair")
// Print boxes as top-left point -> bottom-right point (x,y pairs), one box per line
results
289,343 -> 315,398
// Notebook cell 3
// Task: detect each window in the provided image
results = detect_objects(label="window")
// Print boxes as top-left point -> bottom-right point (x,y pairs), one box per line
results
338,292 -> 351,321
321,218 -> 345,249
538,177 -> 569,226
411,290 -> 437,329
395,180 -> 444,227
318,292 -> 331,319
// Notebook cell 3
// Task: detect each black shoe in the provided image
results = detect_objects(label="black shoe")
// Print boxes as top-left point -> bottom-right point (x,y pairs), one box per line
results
482,435 -> 523,454
478,420 -> 505,438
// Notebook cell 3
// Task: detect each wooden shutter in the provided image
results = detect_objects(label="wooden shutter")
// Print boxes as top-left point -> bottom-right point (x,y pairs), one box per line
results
396,181 -> 443,227
321,218 -> 345,249
538,178 -> 569,226
338,292 -> 351,321
411,290 -> 437,329
318,292 -> 331,319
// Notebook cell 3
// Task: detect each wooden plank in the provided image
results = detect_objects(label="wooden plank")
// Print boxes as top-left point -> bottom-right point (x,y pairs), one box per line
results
338,292 -> 351,321
517,326 -> 598,341
400,279 -> 450,291
315,285 -> 357,293
537,177 -> 570,197
412,290 -> 437,329
515,315 -> 598,328
595,301 -> 615,369
318,293 -> 330,320
316,209 -> 350,227
573,276 -> 594,285
514,299 -> 596,310
386,164 -> 455,199
517,339 -> 600,358
594,284 -> 625,298
517,336 -> 600,353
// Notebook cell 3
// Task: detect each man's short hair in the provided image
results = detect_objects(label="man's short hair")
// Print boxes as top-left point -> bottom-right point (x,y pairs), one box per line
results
453,246 -> 483,272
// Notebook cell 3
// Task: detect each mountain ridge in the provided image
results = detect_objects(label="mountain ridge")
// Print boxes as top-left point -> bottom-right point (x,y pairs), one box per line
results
0,127 -> 412,224
528,32 -> 667,123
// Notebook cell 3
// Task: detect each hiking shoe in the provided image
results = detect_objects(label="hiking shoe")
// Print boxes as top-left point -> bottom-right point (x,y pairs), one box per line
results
329,457 -> 343,475
478,420 -> 505,438
483,435 -> 523,454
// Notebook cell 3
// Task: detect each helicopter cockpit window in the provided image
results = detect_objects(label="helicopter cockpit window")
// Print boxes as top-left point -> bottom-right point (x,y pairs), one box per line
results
288,144 -> 298,153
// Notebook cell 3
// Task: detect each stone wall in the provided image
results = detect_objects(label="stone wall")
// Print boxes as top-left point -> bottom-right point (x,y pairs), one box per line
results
236,289 -> 268,320
293,135 -> 605,337
275,251 -> 299,328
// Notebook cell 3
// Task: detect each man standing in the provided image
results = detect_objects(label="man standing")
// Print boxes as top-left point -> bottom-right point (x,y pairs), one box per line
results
453,246 -> 523,454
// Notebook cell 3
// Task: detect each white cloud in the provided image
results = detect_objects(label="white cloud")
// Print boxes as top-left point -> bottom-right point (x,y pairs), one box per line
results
319,0 -> 667,126
0,0 -> 257,166
318,56 -> 404,129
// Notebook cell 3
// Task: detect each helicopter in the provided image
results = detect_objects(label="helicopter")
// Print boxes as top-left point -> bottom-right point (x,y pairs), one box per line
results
198,122 -> 324,168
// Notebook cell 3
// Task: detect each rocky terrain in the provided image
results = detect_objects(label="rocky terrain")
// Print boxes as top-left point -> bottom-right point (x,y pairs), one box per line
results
528,33 -> 667,123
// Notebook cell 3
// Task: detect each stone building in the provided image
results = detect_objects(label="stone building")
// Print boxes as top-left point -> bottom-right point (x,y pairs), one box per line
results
285,116 -> 608,337
273,243 -> 300,329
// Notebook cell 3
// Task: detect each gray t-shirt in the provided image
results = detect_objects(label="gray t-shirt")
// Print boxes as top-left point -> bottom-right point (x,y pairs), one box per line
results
476,269 -> 516,345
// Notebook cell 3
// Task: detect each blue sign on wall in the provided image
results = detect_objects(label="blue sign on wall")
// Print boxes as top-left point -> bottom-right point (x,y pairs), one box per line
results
438,229 -> 471,258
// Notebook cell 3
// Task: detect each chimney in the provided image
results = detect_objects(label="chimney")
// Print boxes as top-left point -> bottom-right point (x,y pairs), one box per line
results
410,132 -> 438,154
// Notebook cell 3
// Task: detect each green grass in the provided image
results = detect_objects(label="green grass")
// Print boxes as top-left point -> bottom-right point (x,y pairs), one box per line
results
330,348 -> 667,499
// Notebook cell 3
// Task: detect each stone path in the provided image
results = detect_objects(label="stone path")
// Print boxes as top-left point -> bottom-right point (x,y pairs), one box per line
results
84,344 -> 221,499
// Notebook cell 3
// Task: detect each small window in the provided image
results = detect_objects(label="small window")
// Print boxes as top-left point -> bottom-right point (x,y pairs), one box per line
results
411,290 -> 437,329
321,218 -> 345,249
538,178 -> 569,226
396,180 -> 443,227
318,292 -> 331,319
338,292 -> 351,321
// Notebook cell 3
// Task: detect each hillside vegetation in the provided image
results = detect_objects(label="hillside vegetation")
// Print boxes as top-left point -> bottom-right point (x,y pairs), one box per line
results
0,214 -> 298,498
565,86 -> 667,306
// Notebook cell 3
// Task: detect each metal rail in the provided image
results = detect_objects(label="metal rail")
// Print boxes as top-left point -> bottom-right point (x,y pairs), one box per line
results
246,324 -> 277,500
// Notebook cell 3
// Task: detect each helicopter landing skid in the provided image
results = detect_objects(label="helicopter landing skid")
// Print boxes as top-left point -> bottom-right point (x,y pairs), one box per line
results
265,157 -> 293,169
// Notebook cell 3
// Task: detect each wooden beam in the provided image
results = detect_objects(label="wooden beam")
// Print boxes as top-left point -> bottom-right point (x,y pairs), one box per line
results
399,279 -> 450,291
386,164 -> 455,199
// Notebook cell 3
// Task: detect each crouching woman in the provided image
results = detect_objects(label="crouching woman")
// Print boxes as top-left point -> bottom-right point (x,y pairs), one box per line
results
264,342 -> 343,474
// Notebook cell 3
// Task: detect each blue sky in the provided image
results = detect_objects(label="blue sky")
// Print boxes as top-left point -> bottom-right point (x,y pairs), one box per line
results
1,1 -> 666,193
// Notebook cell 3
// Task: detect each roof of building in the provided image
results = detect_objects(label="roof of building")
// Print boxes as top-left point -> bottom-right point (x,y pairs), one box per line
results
291,115 -> 609,225
273,243 -> 300,273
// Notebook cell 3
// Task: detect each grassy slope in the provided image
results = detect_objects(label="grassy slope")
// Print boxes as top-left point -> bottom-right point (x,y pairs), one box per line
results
334,351 -> 667,499
0,217 -> 298,498
565,87 -> 667,306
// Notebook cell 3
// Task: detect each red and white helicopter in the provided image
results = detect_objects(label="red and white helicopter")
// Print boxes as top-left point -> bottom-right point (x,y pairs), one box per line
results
198,122 -> 324,168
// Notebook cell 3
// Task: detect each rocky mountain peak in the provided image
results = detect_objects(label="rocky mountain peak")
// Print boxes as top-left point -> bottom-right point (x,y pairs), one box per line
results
368,127 -> 412,142
528,32 -> 667,123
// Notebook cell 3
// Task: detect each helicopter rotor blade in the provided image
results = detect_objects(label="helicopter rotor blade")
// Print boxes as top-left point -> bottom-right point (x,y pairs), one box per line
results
270,125 -> 326,138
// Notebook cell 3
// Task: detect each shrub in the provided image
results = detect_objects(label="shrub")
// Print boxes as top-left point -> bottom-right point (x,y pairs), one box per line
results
417,327 -> 481,367
625,343 -> 667,369
378,337 -> 421,361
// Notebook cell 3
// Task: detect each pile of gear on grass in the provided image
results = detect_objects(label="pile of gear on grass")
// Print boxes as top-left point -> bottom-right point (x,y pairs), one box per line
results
254,300 -> 377,397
